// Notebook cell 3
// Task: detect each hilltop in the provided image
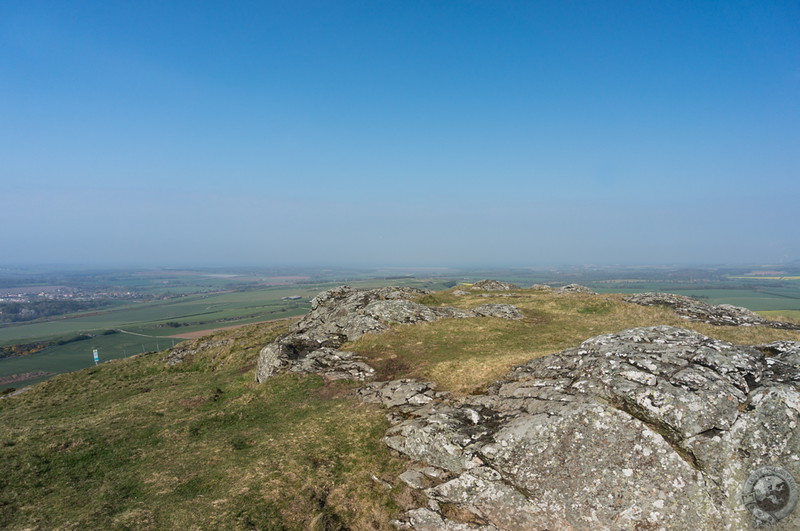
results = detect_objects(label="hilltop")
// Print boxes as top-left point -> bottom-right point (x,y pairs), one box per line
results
2,283 -> 799,529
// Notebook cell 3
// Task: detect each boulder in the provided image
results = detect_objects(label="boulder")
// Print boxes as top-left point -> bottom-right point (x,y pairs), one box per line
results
380,326 -> 800,530
529,284 -> 553,291
472,304 -> 524,320
556,283 -> 595,294
625,292 -> 800,330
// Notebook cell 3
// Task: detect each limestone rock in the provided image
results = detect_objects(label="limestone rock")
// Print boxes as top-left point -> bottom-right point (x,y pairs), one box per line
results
368,327 -> 800,530
471,280 -> 519,292
625,292 -> 800,330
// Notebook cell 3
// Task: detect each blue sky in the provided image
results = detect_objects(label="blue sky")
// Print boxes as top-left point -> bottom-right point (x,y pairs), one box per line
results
2,1 -> 798,267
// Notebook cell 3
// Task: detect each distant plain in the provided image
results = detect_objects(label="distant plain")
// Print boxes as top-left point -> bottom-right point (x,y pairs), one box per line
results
2,266 -> 799,390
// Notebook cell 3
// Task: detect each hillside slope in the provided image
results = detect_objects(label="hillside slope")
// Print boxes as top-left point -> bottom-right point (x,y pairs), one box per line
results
2,285 -> 799,529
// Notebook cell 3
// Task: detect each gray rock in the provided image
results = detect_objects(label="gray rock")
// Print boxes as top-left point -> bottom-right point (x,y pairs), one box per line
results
357,379 -> 446,413
287,348 -> 375,381
471,280 -> 519,292
392,507 -> 498,530
256,286 -> 526,383
529,284 -> 553,291
365,299 -> 439,324
625,292 -> 800,330
399,469 -> 429,489
432,306 -> 479,319
556,283 -> 595,294
367,326 -> 800,530
472,304 -> 524,320
256,286 -> 430,382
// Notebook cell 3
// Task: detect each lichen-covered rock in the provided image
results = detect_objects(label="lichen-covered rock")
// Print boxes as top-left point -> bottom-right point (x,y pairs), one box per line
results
472,304 -> 524,320
471,280 -> 519,292
364,299 -> 439,324
357,379 -> 446,414
392,507 -> 498,530
375,327 -> 800,530
256,286 -> 430,382
256,286 -> 525,383
286,348 -> 375,381
625,292 -> 800,330
556,283 -> 595,294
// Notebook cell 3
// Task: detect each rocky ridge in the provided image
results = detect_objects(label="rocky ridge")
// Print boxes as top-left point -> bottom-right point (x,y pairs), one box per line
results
624,292 -> 800,330
369,327 -> 800,530
248,283 -> 800,529
470,279 -> 520,291
254,285 -> 524,383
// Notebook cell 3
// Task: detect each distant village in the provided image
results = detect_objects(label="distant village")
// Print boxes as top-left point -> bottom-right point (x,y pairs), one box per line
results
0,285 -> 140,304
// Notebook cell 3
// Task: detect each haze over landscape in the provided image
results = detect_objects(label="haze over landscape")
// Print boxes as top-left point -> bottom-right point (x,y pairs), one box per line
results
2,1 -> 798,267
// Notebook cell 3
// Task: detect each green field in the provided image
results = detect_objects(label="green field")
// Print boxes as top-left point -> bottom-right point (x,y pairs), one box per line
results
3,267 -> 800,392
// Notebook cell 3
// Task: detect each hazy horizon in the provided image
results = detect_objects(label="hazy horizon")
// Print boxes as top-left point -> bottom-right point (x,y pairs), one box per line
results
3,2 -> 798,267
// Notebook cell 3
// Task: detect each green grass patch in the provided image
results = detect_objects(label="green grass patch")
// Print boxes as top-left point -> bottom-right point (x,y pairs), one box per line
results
0,322 -> 409,530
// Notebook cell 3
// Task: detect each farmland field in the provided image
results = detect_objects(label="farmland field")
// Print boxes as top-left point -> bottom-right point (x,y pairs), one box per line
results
2,266 -> 800,391
0,274 -> 456,390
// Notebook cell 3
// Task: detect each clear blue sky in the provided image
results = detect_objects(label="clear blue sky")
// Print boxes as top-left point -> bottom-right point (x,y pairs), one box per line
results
2,1 -> 798,267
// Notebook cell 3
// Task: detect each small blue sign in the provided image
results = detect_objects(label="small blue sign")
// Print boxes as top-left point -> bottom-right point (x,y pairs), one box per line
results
92,348 -> 99,365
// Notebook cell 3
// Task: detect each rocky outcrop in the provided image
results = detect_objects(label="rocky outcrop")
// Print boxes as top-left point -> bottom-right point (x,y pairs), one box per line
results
529,283 -> 553,291
255,286 -> 525,383
625,292 -> 800,330
373,326 -> 800,530
556,283 -> 595,294
471,304 -> 524,320
471,280 -> 520,291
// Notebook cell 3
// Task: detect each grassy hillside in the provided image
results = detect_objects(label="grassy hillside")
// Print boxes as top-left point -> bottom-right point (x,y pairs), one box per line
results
2,287 -> 799,529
